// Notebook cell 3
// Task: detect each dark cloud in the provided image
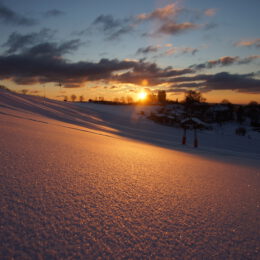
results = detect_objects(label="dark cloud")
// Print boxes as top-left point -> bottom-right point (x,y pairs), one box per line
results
2,29 -> 55,54
92,14 -> 133,40
169,72 -> 260,93
62,84 -> 81,88
107,25 -> 133,40
136,45 -> 160,55
0,2 -> 36,26
1,40 -> 258,94
203,72 -> 260,93
165,47 -> 198,56
43,9 -> 64,17
8,39 -> 82,58
156,21 -> 200,35
5,38 -> 82,58
0,45 -> 193,88
93,15 -> 123,31
238,55 -> 260,64
112,64 -> 194,85
190,56 -> 260,70
88,3 -> 215,40
204,22 -> 218,30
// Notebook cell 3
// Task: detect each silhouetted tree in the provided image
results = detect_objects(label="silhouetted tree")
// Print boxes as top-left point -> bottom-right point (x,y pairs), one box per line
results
248,101 -> 258,106
71,94 -> 77,102
21,89 -> 29,95
185,90 -> 206,104
236,106 -> 245,124
247,101 -> 259,126
146,93 -> 157,104
79,95 -> 84,102
221,99 -> 231,104
126,95 -> 133,104
64,96 -> 68,102
120,96 -> 125,104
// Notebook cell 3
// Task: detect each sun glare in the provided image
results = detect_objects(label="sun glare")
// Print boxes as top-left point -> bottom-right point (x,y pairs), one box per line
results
138,91 -> 147,100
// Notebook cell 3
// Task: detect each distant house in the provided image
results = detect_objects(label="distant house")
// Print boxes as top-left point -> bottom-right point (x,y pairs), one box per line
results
205,104 -> 234,123
181,117 -> 211,130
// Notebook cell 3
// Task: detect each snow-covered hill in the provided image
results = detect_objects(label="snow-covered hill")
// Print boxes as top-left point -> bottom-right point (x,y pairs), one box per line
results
0,89 -> 259,258
1,89 -> 259,165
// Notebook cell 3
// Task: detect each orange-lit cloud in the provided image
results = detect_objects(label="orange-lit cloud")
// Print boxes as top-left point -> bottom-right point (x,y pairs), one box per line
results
136,3 -> 181,21
234,38 -> 260,48
157,22 -> 200,35
204,8 -> 217,17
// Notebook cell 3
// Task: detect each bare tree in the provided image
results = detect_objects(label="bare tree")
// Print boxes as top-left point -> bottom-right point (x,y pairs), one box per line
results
126,95 -> 133,104
79,95 -> 84,102
120,96 -> 125,104
71,94 -> 77,102
248,101 -> 258,106
21,89 -> 29,95
221,99 -> 231,104
185,90 -> 206,104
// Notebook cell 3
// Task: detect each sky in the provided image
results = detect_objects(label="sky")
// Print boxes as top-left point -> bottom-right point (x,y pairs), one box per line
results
0,0 -> 259,104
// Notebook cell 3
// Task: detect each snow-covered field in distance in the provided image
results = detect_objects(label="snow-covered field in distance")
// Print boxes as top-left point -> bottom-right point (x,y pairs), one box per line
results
0,89 -> 259,258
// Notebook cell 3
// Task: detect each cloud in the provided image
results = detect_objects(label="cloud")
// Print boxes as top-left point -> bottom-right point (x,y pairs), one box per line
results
204,22 -> 218,30
1,43 -> 258,94
165,47 -> 198,56
136,45 -> 160,55
93,15 -> 123,31
204,8 -> 217,17
2,29 -> 55,54
0,2 -> 36,26
190,55 -> 260,70
234,38 -> 260,48
168,72 -> 260,93
110,85 -> 118,89
136,44 -> 199,58
92,14 -> 134,40
203,72 -> 260,93
238,55 -> 260,64
22,39 -> 82,58
89,3 -> 214,40
107,25 -> 134,40
136,3 -> 181,21
112,64 -> 194,85
0,45 -> 194,88
43,9 -> 64,17
156,21 -> 200,35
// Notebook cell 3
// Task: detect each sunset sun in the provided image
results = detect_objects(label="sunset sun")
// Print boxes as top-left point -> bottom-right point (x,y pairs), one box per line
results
138,91 -> 147,100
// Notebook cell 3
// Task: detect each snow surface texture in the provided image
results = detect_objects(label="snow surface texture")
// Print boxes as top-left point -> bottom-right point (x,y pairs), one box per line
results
0,89 -> 259,259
